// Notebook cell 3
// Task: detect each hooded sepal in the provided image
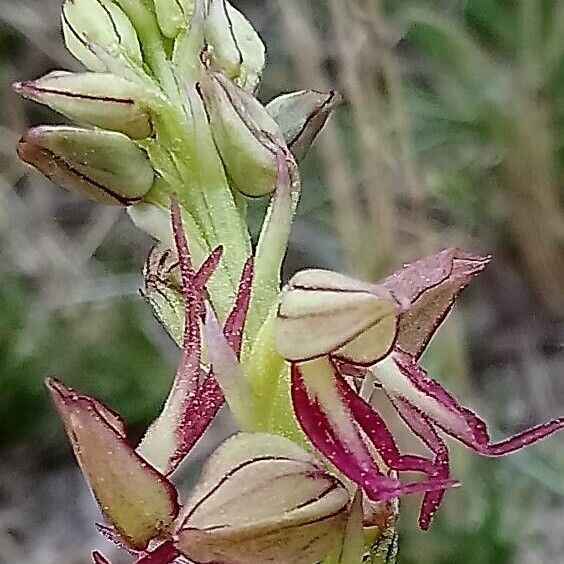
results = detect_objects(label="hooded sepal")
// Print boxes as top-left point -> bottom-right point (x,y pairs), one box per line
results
267,90 -> 341,161
45,378 -> 179,551
204,0 -> 265,92
197,72 -> 284,197
17,126 -> 154,205
14,72 -> 152,139
277,269 -> 400,364
175,433 -> 351,564
62,0 -> 143,74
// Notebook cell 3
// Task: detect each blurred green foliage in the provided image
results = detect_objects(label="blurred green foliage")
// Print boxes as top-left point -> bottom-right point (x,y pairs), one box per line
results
0,266 -> 174,448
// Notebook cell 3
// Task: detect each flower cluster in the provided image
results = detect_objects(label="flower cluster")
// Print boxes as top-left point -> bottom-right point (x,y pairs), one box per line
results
277,250 -> 564,529
14,1 -> 564,563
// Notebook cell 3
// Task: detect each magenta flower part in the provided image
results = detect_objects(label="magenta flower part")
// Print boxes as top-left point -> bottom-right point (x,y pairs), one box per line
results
139,202 -> 255,476
382,249 -> 490,359
391,350 -> 564,456
132,542 -> 180,564
278,247 -> 564,531
291,363 -> 454,502
388,395 -> 449,529
332,366 -> 448,484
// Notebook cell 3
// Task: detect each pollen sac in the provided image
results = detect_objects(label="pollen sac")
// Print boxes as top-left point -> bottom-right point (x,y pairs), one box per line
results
175,433 -> 351,564
198,72 -> 284,197
13,72 -> 152,139
267,90 -> 341,161
18,126 -> 154,206
276,269 -> 400,365
62,0 -> 143,73
204,0 -> 265,92
155,0 -> 194,38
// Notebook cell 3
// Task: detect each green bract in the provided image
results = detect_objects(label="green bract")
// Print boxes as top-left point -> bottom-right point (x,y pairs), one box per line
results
267,90 -> 342,161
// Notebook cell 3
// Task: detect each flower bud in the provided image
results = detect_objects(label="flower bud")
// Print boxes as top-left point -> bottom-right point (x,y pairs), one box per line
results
198,73 -> 284,197
277,269 -> 400,365
175,433 -> 351,564
62,0 -> 142,73
267,90 -> 341,161
155,0 -> 193,38
18,126 -> 154,205
205,0 -> 265,92
45,378 -> 179,551
13,72 -> 152,139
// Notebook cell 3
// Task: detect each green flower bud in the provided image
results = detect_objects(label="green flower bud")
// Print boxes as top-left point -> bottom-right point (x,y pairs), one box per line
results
13,72 -> 152,139
276,269 -> 400,365
205,0 -> 265,92
155,0 -> 194,38
176,433 -> 351,564
62,0 -> 143,73
18,126 -> 154,206
198,72 -> 284,197
267,90 -> 341,161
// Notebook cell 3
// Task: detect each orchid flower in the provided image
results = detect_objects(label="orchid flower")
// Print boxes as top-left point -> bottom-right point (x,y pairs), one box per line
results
276,250 -> 564,529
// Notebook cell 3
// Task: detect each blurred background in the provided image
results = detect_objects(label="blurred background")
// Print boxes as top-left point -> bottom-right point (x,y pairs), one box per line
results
1,0 -> 563,562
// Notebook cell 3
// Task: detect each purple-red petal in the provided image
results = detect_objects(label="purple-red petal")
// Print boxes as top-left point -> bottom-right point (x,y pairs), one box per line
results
389,395 -> 449,529
193,245 -> 224,292
393,350 -> 564,456
133,541 -> 180,564
382,249 -> 489,359
333,366 -> 440,477
291,363 -> 453,502
223,256 -> 254,356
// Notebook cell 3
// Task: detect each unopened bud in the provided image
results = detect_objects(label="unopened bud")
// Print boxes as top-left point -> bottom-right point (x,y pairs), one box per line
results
198,73 -> 284,197
176,433 -> 351,564
62,0 -> 142,73
18,126 -> 154,205
45,378 -> 179,551
277,269 -> 400,365
155,0 -> 193,38
14,72 -> 152,139
205,0 -> 265,92
267,90 -> 341,161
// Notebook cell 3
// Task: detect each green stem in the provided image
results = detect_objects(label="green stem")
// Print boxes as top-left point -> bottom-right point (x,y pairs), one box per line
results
114,0 -> 179,97
245,157 -> 299,346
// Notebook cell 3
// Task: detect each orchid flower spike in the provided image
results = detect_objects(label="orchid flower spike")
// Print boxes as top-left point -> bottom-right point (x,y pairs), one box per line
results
276,249 -> 564,529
